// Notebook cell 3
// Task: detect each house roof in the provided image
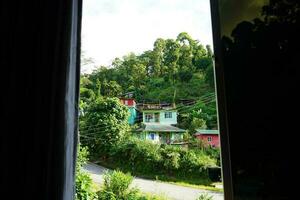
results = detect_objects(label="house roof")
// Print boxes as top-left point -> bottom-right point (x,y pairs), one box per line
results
137,103 -> 176,111
137,123 -> 186,133
195,129 -> 219,135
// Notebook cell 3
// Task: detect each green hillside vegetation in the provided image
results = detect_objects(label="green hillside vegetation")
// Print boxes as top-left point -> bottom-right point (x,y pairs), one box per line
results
78,33 -> 220,189
80,32 -> 217,131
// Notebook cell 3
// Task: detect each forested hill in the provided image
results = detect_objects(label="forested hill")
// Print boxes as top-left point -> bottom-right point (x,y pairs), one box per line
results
80,32 -> 215,104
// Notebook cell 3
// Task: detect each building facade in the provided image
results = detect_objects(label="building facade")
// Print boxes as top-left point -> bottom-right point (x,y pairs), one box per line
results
137,104 -> 185,144
195,129 -> 220,148
119,98 -> 137,125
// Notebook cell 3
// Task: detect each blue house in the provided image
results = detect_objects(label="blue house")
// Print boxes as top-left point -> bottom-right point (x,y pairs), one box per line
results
136,103 -> 185,144
120,98 -> 137,125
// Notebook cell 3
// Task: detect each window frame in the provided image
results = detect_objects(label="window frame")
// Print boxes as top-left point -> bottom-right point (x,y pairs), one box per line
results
164,112 -> 172,119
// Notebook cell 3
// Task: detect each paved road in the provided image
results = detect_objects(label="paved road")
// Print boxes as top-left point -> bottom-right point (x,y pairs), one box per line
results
83,163 -> 224,200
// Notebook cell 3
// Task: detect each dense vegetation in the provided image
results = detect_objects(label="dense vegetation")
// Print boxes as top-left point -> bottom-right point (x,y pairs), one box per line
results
98,170 -> 168,200
78,33 -> 221,190
80,32 -> 217,134
75,146 -> 98,200
99,137 -> 220,186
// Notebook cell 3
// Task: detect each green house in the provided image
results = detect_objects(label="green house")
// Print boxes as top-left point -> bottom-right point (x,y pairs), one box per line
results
136,103 -> 185,144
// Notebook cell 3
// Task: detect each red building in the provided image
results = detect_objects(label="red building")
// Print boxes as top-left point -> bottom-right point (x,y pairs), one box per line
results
195,129 -> 220,148
119,98 -> 136,107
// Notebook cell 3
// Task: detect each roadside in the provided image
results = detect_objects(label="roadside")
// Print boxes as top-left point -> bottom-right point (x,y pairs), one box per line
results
83,162 -> 224,200
94,160 -> 223,192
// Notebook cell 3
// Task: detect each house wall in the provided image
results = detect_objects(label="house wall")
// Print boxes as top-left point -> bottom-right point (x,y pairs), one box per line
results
120,98 -> 136,106
143,110 -> 177,125
128,107 -> 137,125
196,134 -> 220,147
159,111 -> 177,125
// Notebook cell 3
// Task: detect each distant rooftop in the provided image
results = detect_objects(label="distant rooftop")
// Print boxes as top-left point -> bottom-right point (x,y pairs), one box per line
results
137,123 -> 185,132
137,103 -> 176,111
195,129 -> 219,135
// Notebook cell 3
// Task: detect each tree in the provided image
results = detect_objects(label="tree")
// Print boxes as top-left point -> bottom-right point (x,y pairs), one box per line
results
152,38 -> 165,76
163,39 -> 180,83
101,80 -> 122,97
80,97 -> 130,158
190,100 -> 218,129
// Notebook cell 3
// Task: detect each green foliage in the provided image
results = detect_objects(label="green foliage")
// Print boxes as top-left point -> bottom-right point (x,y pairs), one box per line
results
101,80 -> 122,97
76,146 -> 98,200
179,99 -> 217,131
98,171 -> 136,200
76,171 -> 98,200
104,137 -> 217,182
80,33 -> 217,136
81,32 -> 215,102
80,97 -> 130,158
196,193 -> 213,200
110,138 -> 161,174
76,145 -> 89,170
160,146 -> 180,172
98,170 -> 168,200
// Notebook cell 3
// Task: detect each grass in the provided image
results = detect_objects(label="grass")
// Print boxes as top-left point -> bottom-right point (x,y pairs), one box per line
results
93,160 -> 223,192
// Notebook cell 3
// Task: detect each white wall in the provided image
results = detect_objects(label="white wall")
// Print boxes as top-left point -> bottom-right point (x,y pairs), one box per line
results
143,110 -> 177,125
159,111 -> 177,125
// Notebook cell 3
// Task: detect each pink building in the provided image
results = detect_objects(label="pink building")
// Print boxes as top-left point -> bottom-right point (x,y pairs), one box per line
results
195,129 -> 220,148
119,98 -> 136,107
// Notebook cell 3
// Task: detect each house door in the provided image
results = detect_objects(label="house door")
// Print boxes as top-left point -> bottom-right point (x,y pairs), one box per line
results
154,113 -> 160,122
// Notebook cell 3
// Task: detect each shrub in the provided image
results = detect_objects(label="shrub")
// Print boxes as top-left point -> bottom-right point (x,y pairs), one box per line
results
98,170 -> 168,200
76,145 -> 89,170
196,193 -> 213,200
75,171 -> 98,200
75,145 -> 98,200
110,138 -> 161,174
160,145 -> 181,173
104,137 -> 217,183
98,170 -> 138,200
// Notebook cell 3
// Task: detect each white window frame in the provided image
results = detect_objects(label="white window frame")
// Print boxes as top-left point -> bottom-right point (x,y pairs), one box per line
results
165,112 -> 172,118
145,113 -> 153,122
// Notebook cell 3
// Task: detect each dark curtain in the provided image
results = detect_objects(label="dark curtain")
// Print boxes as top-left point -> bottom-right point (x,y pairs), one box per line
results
211,0 -> 299,199
1,0 -> 82,199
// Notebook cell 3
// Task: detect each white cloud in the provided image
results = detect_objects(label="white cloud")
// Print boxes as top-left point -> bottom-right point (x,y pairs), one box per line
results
81,0 -> 213,73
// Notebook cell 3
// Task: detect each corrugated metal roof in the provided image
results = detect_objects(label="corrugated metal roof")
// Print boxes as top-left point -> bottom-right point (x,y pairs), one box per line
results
137,123 -> 185,132
195,129 -> 219,135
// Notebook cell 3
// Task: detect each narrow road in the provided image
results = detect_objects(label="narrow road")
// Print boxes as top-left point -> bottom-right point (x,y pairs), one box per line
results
83,163 -> 224,200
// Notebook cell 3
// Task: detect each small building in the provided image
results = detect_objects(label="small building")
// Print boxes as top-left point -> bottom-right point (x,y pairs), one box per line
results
195,129 -> 220,148
136,123 -> 185,144
119,98 -> 137,125
136,103 -> 185,144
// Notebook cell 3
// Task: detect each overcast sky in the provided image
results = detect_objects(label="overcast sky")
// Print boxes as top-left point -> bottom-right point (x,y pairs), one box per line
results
81,0 -> 213,73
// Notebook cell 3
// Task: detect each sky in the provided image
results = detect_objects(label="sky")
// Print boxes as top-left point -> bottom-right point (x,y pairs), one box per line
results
81,0 -> 213,73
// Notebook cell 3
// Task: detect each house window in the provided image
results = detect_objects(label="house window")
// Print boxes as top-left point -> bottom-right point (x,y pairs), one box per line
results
145,114 -> 153,122
207,136 -> 212,142
149,133 -> 155,140
165,112 -> 172,118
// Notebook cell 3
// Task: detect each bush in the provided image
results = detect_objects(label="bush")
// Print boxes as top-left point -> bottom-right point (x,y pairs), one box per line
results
98,170 -> 139,200
98,170 -> 168,200
76,145 -> 89,170
196,193 -> 213,200
76,171 -> 98,200
105,137 -> 217,182
110,138 -> 161,174
75,145 -> 98,200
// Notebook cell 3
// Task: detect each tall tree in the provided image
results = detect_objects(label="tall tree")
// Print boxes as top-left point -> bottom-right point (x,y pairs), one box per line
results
80,97 -> 130,158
